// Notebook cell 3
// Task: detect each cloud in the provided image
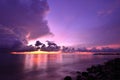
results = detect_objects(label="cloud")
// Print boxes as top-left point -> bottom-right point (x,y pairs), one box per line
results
97,0 -> 120,16
0,0 -> 51,51
0,26 -> 24,51
97,10 -> 113,16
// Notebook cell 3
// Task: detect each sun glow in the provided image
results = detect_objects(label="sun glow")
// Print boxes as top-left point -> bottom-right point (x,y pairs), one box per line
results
28,39 -> 36,46
28,37 -> 53,46
12,51 -> 61,54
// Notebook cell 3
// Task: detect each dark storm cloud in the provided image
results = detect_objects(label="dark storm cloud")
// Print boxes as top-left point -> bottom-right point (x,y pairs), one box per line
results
0,0 -> 51,38
0,26 -> 24,51
0,0 -> 51,51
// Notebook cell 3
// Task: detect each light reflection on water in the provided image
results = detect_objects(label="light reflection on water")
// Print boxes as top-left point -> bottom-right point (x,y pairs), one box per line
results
0,52 -> 119,80
24,54 -> 62,71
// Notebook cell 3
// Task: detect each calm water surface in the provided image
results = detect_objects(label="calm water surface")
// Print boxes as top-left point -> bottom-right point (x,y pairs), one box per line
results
0,52 -> 119,80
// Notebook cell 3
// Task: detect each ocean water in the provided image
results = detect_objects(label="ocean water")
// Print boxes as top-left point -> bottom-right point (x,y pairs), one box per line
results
0,52 -> 119,80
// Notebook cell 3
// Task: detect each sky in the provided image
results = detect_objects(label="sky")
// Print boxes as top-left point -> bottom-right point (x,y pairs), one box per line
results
0,0 -> 51,50
0,0 -> 120,51
45,0 -> 120,48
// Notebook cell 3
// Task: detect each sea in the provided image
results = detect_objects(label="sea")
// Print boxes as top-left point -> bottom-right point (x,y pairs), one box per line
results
0,52 -> 119,80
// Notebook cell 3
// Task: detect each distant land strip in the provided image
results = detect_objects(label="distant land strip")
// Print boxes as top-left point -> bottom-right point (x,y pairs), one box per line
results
94,52 -> 120,55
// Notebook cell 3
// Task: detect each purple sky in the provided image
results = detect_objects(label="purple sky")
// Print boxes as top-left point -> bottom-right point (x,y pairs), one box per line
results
0,0 -> 120,50
46,0 -> 120,48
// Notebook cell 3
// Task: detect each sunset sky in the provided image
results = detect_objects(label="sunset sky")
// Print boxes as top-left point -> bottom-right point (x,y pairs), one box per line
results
45,0 -> 120,48
0,0 -> 120,50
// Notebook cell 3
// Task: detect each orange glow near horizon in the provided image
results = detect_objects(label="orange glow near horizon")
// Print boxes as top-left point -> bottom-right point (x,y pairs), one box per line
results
11,51 -> 95,55
12,51 -> 61,54
76,52 -> 93,54
95,44 -> 120,49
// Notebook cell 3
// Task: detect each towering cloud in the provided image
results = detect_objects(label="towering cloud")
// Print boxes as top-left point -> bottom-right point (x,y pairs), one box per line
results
0,0 -> 51,51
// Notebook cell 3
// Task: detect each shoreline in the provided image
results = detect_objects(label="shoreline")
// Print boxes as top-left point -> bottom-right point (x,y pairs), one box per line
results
64,58 -> 120,80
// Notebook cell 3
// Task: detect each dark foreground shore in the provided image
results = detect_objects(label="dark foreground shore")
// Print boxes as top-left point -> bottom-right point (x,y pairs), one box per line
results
64,58 -> 120,80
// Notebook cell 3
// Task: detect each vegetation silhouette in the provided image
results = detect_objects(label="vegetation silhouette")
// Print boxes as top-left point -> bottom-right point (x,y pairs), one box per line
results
64,76 -> 72,80
35,41 -> 43,47
34,40 -> 60,51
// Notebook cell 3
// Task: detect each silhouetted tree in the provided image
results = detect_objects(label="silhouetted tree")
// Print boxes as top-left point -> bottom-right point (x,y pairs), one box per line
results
35,41 -> 42,47
64,76 -> 72,80
76,71 -> 82,80
41,44 -> 46,51
45,40 -> 60,51
46,40 -> 57,46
